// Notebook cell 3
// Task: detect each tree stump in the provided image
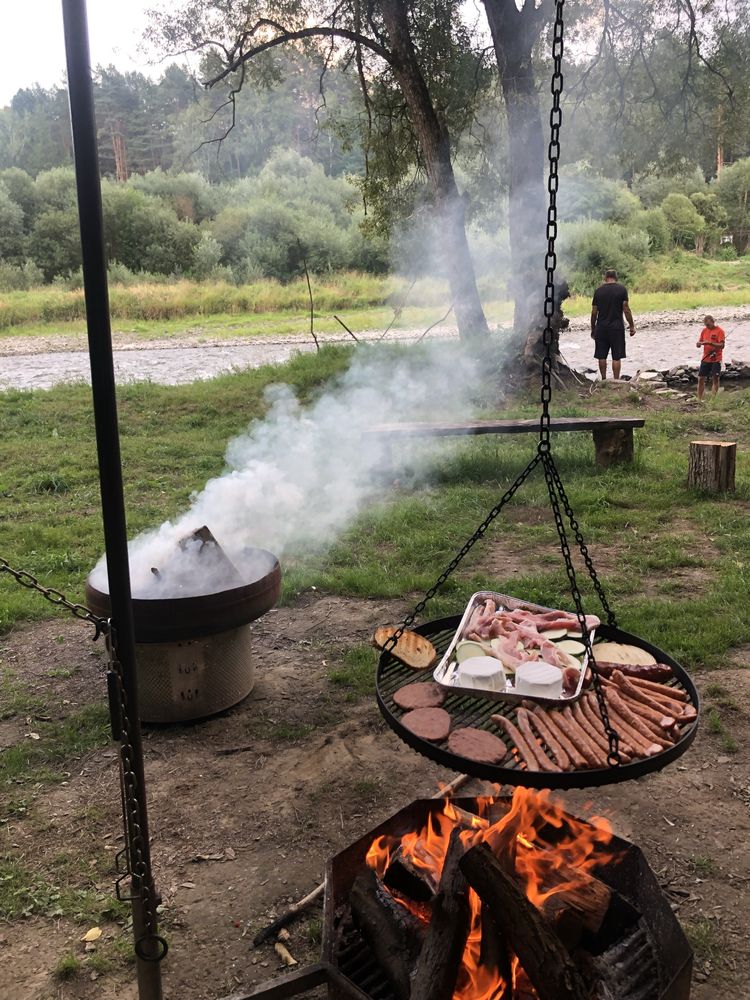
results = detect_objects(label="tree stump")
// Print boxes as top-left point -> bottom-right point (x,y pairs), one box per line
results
687,441 -> 736,492
592,427 -> 634,467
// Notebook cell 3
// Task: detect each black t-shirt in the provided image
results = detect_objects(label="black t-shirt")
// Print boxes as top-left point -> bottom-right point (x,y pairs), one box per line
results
592,282 -> 628,332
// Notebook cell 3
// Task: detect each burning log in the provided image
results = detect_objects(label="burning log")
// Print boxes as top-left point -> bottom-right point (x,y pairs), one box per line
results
382,843 -> 438,902
349,868 -> 423,1000
480,905 -> 513,1000
410,828 -> 472,1000
460,841 -> 590,1000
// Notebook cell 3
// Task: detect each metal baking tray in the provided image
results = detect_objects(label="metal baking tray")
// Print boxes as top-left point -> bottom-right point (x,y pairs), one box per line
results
432,591 -> 595,706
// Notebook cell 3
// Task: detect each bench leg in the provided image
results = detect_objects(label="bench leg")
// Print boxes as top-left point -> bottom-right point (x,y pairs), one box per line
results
592,427 -> 634,467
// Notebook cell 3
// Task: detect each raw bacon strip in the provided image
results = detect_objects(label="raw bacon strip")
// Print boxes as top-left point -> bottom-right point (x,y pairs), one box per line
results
490,714 -> 541,771
532,708 -> 588,770
515,708 -> 561,772
525,709 -> 571,770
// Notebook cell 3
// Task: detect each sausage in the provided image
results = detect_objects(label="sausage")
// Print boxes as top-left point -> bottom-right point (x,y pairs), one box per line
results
610,672 -> 677,732
595,661 -> 673,682
603,695 -> 663,757
572,700 -> 610,756
579,695 -> 632,764
532,708 -> 588,770
560,707 -> 606,768
605,688 -> 673,748
491,714 -> 541,771
515,708 -> 561,772
627,679 -> 695,719
526,709 -> 572,770
630,676 -> 687,701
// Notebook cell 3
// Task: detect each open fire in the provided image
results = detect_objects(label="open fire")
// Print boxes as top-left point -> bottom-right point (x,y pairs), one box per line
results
324,790 -> 693,1000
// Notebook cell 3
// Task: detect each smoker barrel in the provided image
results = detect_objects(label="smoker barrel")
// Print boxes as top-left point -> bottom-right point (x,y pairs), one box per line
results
86,547 -> 281,723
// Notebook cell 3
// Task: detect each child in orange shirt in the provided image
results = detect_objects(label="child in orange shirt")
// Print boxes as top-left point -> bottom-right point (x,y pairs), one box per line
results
696,315 -> 726,400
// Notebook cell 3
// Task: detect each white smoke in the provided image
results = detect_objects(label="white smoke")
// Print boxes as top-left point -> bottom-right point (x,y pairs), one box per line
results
89,340 -> 495,598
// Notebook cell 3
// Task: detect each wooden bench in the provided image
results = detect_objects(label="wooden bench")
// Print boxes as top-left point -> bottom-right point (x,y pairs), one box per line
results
364,416 -> 646,467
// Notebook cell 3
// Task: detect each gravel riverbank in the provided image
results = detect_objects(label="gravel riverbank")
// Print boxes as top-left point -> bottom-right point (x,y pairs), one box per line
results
1,304 -> 749,390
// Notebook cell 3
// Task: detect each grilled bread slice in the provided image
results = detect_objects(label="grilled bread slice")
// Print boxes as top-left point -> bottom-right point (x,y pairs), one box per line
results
372,626 -> 437,670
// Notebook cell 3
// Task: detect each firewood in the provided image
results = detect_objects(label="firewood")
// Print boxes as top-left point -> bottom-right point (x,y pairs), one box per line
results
460,842 -> 590,1000
383,843 -> 438,902
480,904 -> 512,1000
349,869 -> 423,1000
410,828 -> 472,1000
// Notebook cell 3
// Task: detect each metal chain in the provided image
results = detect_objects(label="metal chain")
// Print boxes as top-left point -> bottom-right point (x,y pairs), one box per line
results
107,629 -> 167,962
538,0 -> 565,455
0,556 -> 105,638
541,452 -> 621,766
546,461 -> 618,627
384,453 -> 542,652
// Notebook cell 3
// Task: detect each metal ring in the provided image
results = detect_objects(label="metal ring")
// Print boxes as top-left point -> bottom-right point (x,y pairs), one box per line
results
134,934 -> 169,962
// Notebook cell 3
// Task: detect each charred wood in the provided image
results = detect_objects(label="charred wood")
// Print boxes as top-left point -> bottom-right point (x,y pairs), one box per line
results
410,828 -> 472,1000
349,868 -> 423,1000
461,841 -> 590,1000
382,843 -> 438,902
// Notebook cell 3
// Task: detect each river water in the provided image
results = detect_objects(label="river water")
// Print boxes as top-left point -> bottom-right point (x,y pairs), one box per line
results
2,312 -> 750,391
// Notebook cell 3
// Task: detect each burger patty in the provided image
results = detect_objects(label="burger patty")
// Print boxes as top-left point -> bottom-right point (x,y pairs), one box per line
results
447,727 -> 507,764
401,707 -> 452,742
393,681 -> 446,711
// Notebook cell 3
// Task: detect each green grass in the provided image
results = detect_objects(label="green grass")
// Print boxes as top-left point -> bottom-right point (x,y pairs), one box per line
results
1,255 -> 748,341
684,916 -> 721,965
327,644 -> 375,701
54,954 -> 82,980
0,704 -> 111,790
706,706 -> 739,753
2,341 -> 750,674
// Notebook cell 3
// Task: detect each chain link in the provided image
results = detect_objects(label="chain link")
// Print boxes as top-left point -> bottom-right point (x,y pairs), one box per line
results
383,453 -> 542,654
107,629 -> 167,961
538,0 -> 565,454
0,556 -> 105,637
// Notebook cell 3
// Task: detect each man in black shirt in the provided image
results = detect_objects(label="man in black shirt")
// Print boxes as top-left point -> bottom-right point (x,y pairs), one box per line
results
590,269 -> 636,379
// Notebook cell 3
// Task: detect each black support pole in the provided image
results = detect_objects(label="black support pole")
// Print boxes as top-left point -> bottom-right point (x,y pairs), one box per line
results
61,3 -> 163,998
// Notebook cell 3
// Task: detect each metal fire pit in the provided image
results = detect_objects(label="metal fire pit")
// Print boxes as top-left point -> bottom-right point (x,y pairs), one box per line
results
85,547 -> 281,723
323,797 -> 693,1000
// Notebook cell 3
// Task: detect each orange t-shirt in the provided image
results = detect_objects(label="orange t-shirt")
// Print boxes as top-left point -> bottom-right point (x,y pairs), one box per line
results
699,326 -> 725,362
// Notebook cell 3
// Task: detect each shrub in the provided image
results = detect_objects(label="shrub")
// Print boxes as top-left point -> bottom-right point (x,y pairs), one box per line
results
633,165 -> 707,207
559,220 -> 650,293
559,168 -> 641,224
0,186 -> 25,261
632,208 -> 671,254
0,259 -> 44,291
660,193 -> 705,249
101,183 -> 199,276
714,244 -> 738,261
27,208 -> 83,280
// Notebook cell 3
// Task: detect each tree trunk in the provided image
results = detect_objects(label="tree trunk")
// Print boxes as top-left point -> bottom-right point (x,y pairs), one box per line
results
482,0 -> 550,357
687,440 -> 736,492
380,0 -> 491,342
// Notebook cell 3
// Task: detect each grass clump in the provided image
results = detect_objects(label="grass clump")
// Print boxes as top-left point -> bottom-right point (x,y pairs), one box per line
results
54,954 -> 82,980
328,644 -> 375,702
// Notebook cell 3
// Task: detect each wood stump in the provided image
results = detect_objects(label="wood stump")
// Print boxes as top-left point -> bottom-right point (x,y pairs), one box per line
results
687,440 -> 736,492
592,427 -> 634,467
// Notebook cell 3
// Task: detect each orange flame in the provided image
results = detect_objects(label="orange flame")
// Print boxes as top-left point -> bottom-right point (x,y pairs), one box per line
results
364,787 -> 617,999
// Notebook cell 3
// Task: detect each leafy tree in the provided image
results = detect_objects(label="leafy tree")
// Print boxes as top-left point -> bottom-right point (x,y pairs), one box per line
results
149,0 -> 492,341
27,208 -> 82,279
0,168 -> 38,230
101,182 -> 199,274
689,191 -> 728,254
714,158 -> 750,252
34,167 -> 78,212
660,193 -> 706,250
0,186 -> 25,261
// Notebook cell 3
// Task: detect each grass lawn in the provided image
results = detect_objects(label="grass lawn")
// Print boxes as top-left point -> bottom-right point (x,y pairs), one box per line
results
1,253 -> 748,342
2,342 -> 750,996
2,340 -> 749,666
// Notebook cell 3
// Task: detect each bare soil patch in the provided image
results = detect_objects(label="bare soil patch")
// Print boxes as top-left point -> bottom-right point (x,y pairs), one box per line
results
1,597 -> 748,1000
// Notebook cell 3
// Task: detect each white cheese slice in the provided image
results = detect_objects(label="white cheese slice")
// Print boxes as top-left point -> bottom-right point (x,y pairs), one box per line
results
457,656 -> 507,692
514,662 -> 563,699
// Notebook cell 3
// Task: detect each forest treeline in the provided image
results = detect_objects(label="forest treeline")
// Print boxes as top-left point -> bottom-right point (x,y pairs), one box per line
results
1,10 -> 750,297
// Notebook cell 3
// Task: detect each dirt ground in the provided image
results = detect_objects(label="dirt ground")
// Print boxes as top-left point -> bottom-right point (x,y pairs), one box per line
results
1,551 -> 749,1000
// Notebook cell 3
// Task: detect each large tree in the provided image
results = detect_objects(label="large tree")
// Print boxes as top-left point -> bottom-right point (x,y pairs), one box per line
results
149,0 -> 492,341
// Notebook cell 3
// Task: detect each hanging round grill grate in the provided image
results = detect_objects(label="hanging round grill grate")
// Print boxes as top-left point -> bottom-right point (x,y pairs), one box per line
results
374,0 -> 702,788
376,613 -> 699,790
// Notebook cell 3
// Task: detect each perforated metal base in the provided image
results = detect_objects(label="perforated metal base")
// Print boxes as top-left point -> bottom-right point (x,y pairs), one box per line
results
133,624 -> 254,723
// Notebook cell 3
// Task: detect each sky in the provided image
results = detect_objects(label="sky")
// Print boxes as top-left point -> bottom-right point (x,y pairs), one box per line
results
0,0 -> 162,106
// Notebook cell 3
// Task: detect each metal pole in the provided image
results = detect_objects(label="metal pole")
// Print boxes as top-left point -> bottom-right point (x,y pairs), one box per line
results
61,3 -> 163,998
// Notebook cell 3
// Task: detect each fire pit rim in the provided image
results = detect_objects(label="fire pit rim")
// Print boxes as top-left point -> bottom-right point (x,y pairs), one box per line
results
84,547 -> 281,642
